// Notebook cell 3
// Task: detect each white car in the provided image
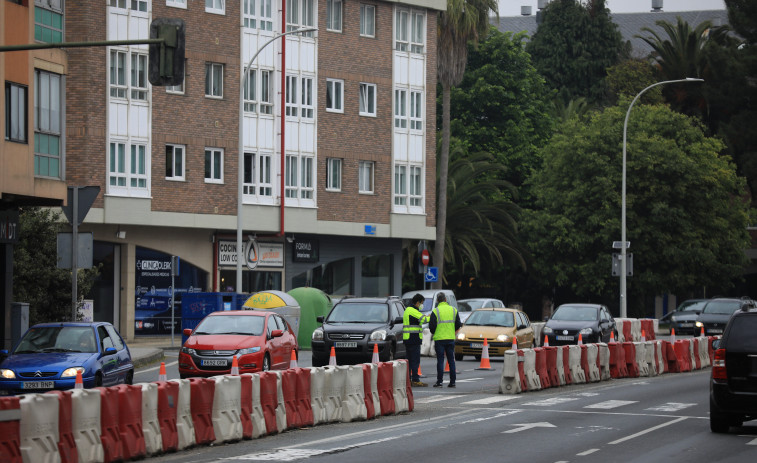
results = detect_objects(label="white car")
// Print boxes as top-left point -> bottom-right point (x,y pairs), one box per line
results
458,298 -> 506,323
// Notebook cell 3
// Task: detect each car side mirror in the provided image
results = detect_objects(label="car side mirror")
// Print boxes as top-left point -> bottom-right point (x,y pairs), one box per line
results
712,339 -> 721,350
316,316 -> 324,324
393,316 -> 403,325
104,347 -> 117,356
271,329 -> 283,338
182,328 -> 193,337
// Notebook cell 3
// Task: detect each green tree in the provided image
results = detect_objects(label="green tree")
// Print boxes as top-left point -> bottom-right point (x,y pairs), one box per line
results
434,0 -> 498,288
522,103 -> 750,316
448,28 -> 554,188
605,59 -> 664,104
526,0 -> 623,105
13,208 -> 100,324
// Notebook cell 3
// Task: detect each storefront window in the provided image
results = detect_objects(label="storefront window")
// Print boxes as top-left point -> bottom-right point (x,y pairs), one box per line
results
361,254 -> 392,296
292,257 -> 353,296
219,270 -> 282,293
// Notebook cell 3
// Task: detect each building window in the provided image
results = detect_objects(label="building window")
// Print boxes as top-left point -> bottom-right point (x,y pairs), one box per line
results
359,160 -> 374,194
360,4 -> 375,37
131,0 -> 147,12
165,144 -> 185,180
260,70 -> 273,114
410,90 -> 423,130
244,152 -> 273,197
285,75 -> 298,117
244,68 -> 257,113
395,163 -> 423,207
326,0 -> 343,32
109,0 -> 127,8
34,70 -> 62,178
109,142 -> 148,192
300,156 -> 314,198
326,79 -> 343,113
301,77 -> 314,119
109,142 -> 127,187
243,0 -> 257,29
394,89 -> 407,128
244,69 -> 273,114
166,60 -> 186,94
110,50 -> 127,98
205,0 -> 225,14
395,8 -> 425,53
359,83 -> 376,117
287,0 -> 315,36
205,148 -> 224,183
167,0 -> 187,8
285,154 -> 314,199
130,144 -> 147,188
326,158 -> 342,191
394,164 -> 406,205
34,4 -> 64,44
130,53 -> 148,100
285,155 -> 298,198
409,165 -> 422,206
205,63 -> 224,98
5,82 -> 27,143
244,0 -> 274,30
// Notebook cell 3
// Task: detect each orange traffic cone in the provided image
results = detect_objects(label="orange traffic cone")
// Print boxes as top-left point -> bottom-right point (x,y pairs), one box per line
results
512,336 -> 518,351
231,355 -> 239,375
158,362 -> 167,381
641,329 -> 646,342
578,333 -> 583,345
700,326 -> 705,337
75,370 -> 83,389
543,335 -> 549,347
610,331 -> 615,343
670,328 -> 676,344
371,344 -> 379,364
444,360 -> 450,372
476,338 -> 492,370
418,363 -> 424,377
328,346 -> 337,366
290,350 -> 298,369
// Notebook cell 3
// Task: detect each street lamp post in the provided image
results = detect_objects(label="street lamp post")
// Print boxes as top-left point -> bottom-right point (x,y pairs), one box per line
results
236,27 -> 317,292
620,77 -> 704,318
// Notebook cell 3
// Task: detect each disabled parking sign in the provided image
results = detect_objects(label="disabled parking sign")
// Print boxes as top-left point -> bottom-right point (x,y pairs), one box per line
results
424,267 -> 438,282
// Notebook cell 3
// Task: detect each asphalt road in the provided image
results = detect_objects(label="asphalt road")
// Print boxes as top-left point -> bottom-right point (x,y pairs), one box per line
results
133,348 -> 757,463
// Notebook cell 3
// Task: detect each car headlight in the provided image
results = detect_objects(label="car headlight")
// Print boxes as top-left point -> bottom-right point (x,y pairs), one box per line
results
457,333 -> 466,341
695,321 -> 703,328
61,367 -> 84,378
237,347 -> 260,355
0,369 -> 16,379
580,327 -> 594,335
669,315 -> 677,323
370,330 -> 387,341
181,347 -> 196,355
312,328 -> 324,341
497,334 -> 508,342
542,326 -> 553,334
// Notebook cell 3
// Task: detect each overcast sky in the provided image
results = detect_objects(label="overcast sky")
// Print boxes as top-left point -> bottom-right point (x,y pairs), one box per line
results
499,0 -> 727,17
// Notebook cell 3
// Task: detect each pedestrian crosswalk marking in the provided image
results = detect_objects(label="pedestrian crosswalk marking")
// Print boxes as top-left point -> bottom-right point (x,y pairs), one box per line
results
414,394 -> 464,404
645,402 -> 696,412
455,377 -> 484,383
584,400 -> 637,409
463,396 -> 518,405
523,397 -> 579,406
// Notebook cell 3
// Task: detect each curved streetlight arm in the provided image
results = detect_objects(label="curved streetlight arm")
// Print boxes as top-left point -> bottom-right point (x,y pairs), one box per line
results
237,27 -> 317,292
619,77 -> 704,318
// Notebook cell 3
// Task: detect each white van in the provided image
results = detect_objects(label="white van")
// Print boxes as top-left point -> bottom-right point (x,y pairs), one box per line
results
401,289 -> 458,315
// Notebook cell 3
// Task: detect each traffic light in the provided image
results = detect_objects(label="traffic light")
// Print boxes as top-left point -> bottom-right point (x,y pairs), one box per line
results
149,18 -> 185,86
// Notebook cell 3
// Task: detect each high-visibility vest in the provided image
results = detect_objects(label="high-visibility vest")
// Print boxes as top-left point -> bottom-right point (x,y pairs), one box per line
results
432,302 -> 458,341
403,306 -> 428,340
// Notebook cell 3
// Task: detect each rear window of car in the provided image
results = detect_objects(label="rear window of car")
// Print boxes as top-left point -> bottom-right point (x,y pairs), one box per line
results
195,315 -> 265,336
327,303 -> 389,323
703,301 -> 741,314
726,316 -> 757,351
552,306 -> 598,321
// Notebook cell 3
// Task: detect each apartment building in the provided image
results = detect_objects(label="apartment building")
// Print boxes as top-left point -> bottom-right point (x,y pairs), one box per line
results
1,0 -> 69,349
59,0 -> 442,339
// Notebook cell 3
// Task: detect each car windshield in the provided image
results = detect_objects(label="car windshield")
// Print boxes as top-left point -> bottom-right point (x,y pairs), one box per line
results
194,315 -> 265,335
327,303 -> 389,323
464,300 -> 487,310
465,310 -> 515,327
14,326 -> 97,354
703,301 -> 742,315
552,306 -> 598,321
679,300 -> 707,312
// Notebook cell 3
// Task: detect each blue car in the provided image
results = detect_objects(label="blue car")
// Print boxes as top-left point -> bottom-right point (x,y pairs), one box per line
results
0,322 -> 133,395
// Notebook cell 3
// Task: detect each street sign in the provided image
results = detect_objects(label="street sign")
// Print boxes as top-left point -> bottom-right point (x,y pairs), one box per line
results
421,249 -> 430,266
612,241 -> 630,249
424,267 -> 438,283
611,253 -> 633,276
61,186 -> 100,226
56,232 -> 93,269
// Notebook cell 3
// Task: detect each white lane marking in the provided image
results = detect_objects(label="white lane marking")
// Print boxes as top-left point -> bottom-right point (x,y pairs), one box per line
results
584,400 -> 637,409
575,392 -> 600,397
577,448 -> 600,456
455,377 -> 484,383
502,422 -> 556,433
139,361 -> 177,373
458,410 -> 520,425
414,394 -> 464,404
739,435 -> 757,445
645,403 -> 696,412
463,396 -> 518,405
223,434 -> 404,461
608,417 -> 688,445
523,397 -> 579,406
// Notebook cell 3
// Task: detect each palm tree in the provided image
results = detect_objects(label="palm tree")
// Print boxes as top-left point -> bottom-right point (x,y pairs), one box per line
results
434,0 -> 498,288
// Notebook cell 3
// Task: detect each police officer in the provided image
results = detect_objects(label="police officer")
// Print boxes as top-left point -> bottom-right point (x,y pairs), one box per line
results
403,293 -> 429,387
429,292 -> 462,388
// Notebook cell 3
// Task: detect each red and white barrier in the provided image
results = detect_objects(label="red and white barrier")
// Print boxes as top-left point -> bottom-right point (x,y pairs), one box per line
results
139,383 -> 162,455
568,345 -> 586,384
211,375 -> 242,443
499,350 -> 521,394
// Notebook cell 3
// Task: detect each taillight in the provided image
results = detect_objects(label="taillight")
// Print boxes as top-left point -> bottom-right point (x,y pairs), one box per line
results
712,348 -> 727,380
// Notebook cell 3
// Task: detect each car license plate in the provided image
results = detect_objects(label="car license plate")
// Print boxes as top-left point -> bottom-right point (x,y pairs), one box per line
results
680,323 -> 693,327
201,359 -> 227,367
710,329 -> 723,334
470,343 -> 484,348
556,335 -> 573,341
334,342 -> 357,348
23,381 -> 54,389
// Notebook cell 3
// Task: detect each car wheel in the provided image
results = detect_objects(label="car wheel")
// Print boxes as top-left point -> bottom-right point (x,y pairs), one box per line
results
94,372 -> 103,387
710,400 -> 730,433
454,354 -> 463,361
262,354 -> 271,372
125,370 -> 133,385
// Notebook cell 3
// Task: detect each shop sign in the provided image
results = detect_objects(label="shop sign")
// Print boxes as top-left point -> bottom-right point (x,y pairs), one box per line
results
0,210 -> 19,244
292,238 -> 319,263
218,240 -> 283,268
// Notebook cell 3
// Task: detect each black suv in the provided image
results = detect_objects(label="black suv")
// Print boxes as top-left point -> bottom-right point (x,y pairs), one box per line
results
311,296 -> 406,367
710,304 -> 757,432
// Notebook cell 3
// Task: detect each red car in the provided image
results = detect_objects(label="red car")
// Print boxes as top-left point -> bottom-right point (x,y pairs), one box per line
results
178,310 -> 297,378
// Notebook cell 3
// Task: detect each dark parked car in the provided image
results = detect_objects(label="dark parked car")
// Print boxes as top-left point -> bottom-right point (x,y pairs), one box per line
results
696,298 -> 756,336
0,322 -> 133,395
542,303 -> 617,345
661,299 -> 708,335
311,296 -> 406,366
710,304 -> 757,432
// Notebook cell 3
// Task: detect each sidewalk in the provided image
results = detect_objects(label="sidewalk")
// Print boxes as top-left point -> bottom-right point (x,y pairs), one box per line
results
127,335 -> 181,369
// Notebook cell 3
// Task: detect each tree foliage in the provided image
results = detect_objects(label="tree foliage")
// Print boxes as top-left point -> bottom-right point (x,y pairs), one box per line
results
605,59 -> 664,105
522,103 -> 750,315
12,208 -> 100,325
526,0 -> 623,105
